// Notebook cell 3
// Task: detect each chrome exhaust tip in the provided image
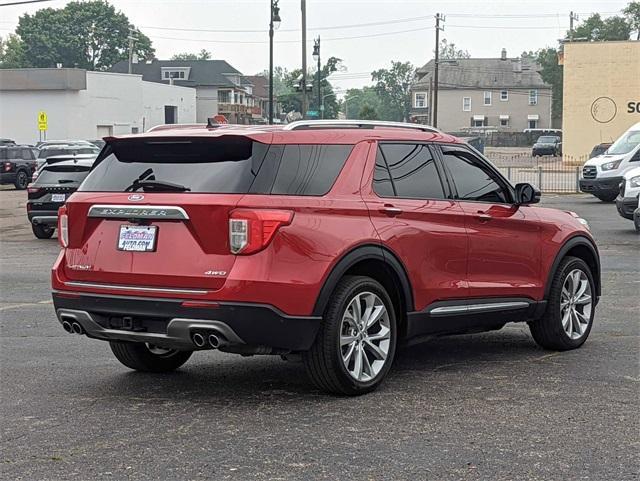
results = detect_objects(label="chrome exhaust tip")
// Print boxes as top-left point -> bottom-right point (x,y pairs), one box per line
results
209,333 -> 228,349
62,320 -> 73,333
71,322 -> 84,335
192,332 -> 206,348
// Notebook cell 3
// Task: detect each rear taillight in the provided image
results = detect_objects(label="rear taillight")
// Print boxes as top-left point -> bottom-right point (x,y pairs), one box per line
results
27,186 -> 41,194
58,206 -> 68,247
3,162 -> 11,172
229,209 -> 293,255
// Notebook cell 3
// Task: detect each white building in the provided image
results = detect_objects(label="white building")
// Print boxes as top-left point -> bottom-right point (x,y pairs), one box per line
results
0,68 -> 196,145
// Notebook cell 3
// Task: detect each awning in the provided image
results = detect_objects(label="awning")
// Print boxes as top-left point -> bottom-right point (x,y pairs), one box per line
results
499,115 -> 510,120
528,114 -> 540,120
473,115 -> 485,121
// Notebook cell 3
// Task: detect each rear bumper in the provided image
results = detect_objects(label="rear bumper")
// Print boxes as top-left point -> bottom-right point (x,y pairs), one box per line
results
52,292 -> 321,351
616,195 -> 639,220
28,210 -> 58,226
579,176 -> 622,195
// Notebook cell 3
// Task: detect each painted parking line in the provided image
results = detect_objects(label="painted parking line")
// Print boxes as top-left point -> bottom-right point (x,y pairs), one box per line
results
0,300 -> 53,311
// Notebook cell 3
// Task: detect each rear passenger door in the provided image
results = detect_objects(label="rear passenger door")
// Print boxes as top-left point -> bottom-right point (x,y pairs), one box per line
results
363,143 -> 469,312
437,145 -> 542,300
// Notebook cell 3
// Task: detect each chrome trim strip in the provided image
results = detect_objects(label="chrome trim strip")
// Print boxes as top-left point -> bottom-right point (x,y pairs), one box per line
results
430,301 -> 530,316
88,205 -> 190,220
283,119 -> 440,133
64,281 -> 207,295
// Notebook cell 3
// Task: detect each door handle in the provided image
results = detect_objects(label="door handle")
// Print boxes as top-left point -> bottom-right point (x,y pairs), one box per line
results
475,210 -> 492,222
381,205 -> 403,217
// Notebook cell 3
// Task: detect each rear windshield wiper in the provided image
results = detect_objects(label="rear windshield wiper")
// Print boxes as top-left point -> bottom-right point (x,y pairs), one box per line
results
125,179 -> 191,192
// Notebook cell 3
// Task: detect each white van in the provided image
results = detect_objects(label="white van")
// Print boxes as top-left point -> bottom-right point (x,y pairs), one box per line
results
579,122 -> 640,201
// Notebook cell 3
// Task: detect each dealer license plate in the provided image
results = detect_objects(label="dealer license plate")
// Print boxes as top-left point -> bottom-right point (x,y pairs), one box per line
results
117,225 -> 157,252
51,193 -> 65,202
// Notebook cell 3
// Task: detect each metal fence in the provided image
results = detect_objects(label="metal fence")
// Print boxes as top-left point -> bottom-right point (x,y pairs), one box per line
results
486,154 -> 583,193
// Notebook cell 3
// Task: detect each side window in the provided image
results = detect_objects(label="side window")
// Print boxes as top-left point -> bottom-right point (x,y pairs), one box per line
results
22,149 -> 33,160
373,148 -> 395,197
270,144 -> 352,196
441,148 -> 509,203
379,143 -> 445,199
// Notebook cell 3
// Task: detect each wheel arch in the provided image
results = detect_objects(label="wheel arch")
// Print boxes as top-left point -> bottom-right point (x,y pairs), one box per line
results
312,244 -> 414,323
544,235 -> 601,302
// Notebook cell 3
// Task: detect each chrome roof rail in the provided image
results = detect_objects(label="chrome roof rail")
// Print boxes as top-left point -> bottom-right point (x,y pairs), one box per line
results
283,120 -> 440,133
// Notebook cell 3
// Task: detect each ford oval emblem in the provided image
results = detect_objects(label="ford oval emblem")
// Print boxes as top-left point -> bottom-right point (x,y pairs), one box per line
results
128,194 -> 145,202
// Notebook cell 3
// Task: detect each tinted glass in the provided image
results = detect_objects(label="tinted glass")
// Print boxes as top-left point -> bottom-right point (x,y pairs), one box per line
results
380,144 -> 444,199
270,144 -> 352,196
6,148 -> 21,160
373,148 -> 395,197
442,148 -> 508,203
80,138 -> 266,193
36,165 -> 91,185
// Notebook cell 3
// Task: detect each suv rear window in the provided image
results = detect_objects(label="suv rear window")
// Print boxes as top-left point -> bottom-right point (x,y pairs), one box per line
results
79,138 -> 352,195
36,165 -> 92,185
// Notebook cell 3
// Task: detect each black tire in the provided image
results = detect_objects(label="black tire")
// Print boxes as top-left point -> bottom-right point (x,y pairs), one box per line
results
31,224 -> 54,239
634,213 -> 640,233
594,192 -> 617,202
14,169 -> 29,190
529,256 -> 595,351
303,275 -> 397,396
109,341 -> 192,372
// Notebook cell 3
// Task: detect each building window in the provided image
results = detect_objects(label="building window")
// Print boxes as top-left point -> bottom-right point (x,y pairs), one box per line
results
528,119 -> 538,129
415,93 -> 427,108
500,90 -> 508,101
163,70 -> 187,80
500,117 -> 509,127
234,93 -> 239,104
483,91 -> 492,106
472,116 -> 486,127
218,91 -> 231,103
462,97 -> 471,111
529,89 -> 538,105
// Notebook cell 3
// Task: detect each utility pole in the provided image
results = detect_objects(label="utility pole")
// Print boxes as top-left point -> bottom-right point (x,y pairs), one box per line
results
127,27 -> 138,75
301,0 -> 308,119
428,77 -> 433,126
313,37 -> 321,119
569,11 -> 579,41
433,13 -> 445,128
269,0 -> 281,124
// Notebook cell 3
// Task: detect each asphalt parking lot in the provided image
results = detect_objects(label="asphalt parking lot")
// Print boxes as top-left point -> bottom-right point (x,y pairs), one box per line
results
1,189 -> 638,481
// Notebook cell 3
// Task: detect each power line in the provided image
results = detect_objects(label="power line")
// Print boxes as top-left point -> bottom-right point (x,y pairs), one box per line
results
0,0 -> 55,6
140,15 -> 434,34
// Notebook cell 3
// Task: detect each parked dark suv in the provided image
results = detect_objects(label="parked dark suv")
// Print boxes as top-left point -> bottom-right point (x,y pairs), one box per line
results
52,121 -> 600,395
0,145 -> 37,189
27,155 -> 95,239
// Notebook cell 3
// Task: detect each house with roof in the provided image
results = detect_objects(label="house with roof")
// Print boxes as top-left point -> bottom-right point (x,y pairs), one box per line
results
410,49 -> 553,132
111,59 -> 260,124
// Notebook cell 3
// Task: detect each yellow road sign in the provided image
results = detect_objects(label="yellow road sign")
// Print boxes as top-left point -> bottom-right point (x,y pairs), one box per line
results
38,111 -> 47,131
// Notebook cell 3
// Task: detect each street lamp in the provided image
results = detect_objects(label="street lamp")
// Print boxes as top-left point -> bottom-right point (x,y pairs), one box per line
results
344,94 -> 360,119
312,37 -> 321,118
269,0 -> 281,124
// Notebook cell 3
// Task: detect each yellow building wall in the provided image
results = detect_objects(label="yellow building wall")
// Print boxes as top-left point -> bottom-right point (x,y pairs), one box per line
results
562,41 -> 640,164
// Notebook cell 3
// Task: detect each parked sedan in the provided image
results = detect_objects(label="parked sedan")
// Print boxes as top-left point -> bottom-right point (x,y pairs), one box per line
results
26,155 -> 95,239
532,136 -> 562,157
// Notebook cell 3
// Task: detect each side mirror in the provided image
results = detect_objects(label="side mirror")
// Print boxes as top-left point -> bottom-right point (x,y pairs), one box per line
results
515,183 -> 541,205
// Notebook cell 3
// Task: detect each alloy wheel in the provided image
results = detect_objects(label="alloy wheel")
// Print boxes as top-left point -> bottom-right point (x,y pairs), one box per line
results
560,269 -> 593,340
339,291 -> 391,382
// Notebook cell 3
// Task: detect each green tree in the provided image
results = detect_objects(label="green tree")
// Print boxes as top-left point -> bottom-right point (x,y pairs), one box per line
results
536,47 -> 563,126
437,39 -> 470,59
358,104 -> 378,120
2,1 -> 153,70
623,1 -> 640,39
272,58 -> 341,119
0,34 -> 26,68
573,13 -> 631,41
371,61 -> 415,122
171,49 -> 212,61
343,86 -> 386,120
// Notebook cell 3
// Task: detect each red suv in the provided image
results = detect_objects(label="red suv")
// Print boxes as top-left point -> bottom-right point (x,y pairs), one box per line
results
52,121 -> 600,395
